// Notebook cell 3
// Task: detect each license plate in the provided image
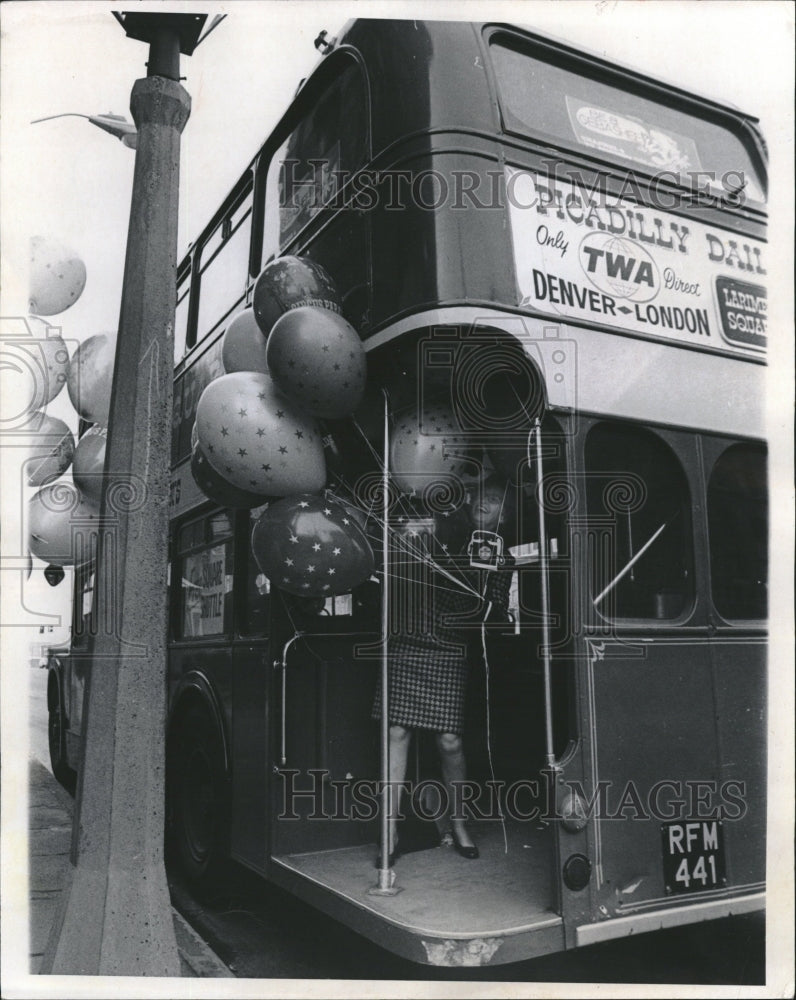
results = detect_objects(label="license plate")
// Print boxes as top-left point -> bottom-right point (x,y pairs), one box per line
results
661,820 -> 726,895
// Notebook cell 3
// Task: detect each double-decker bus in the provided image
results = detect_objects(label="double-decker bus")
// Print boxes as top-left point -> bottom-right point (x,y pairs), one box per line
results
49,18 -> 767,967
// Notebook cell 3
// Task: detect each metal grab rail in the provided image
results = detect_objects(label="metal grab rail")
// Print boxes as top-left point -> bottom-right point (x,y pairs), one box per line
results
531,419 -> 556,771
274,628 -> 378,768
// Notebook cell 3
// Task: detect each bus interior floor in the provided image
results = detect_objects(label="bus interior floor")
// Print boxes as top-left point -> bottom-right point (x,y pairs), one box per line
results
275,818 -> 557,937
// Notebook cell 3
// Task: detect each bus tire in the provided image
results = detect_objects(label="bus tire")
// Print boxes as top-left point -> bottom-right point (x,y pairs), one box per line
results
167,703 -> 229,893
47,676 -> 76,795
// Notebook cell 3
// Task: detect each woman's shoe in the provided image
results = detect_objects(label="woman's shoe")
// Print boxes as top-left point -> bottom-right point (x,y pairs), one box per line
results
449,827 -> 479,860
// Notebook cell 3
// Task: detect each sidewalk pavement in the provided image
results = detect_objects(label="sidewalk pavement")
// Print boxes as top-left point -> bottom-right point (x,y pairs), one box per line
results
29,757 -> 233,977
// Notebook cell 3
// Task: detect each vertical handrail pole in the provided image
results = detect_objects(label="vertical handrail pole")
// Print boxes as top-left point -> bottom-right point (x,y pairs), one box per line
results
378,388 -> 392,884
534,418 -> 556,768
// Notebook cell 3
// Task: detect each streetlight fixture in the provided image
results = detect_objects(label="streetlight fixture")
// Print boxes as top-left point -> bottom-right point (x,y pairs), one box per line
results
31,112 -> 138,149
40,11 -> 222,977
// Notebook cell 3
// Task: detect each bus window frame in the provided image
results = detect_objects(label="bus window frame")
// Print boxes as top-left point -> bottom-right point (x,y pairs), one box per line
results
583,418 -> 700,629
704,437 -> 768,627
174,256 -> 193,364
190,180 -> 254,352
173,508 -> 236,642
253,45 -> 371,272
481,24 -> 768,211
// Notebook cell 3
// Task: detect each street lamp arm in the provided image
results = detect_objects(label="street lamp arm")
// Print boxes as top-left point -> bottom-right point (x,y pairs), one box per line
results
31,112 -> 137,148
30,112 -> 92,123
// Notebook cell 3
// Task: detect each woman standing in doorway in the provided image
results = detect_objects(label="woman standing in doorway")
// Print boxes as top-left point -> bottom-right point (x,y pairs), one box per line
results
373,474 -> 514,863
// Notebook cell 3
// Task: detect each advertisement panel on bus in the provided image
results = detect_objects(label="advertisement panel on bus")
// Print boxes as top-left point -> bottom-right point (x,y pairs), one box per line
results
507,168 -> 767,356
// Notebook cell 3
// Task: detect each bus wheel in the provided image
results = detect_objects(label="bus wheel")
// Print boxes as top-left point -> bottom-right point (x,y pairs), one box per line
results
48,680 -> 76,795
167,705 -> 229,892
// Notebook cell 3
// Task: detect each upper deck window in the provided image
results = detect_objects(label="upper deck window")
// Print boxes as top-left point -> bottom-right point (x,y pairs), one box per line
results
194,189 -> 253,347
174,271 -> 191,365
489,36 -> 765,203
263,59 -> 368,261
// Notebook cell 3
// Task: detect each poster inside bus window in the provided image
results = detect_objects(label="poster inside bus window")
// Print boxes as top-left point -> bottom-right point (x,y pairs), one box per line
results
182,543 -> 231,637
565,96 -> 702,174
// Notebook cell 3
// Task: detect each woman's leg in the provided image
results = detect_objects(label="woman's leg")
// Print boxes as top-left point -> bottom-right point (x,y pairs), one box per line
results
387,724 -> 411,853
435,731 -> 475,848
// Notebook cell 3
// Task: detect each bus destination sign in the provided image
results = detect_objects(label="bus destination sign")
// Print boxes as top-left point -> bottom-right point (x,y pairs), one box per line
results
507,168 -> 767,357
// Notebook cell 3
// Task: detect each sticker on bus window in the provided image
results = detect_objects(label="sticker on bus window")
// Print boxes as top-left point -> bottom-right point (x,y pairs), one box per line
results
566,97 -> 702,174
182,544 -> 227,637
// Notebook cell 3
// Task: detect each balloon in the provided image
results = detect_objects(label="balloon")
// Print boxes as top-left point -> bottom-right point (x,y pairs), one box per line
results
221,308 -> 269,374
251,494 -> 374,597
390,404 -> 472,497
29,236 -> 87,315
44,564 -> 66,587
195,371 -> 326,496
18,411 -> 75,487
252,255 -> 341,338
67,332 -> 116,424
191,439 -> 272,509
28,481 -> 100,567
23,317 -> 71,407
72,424 -> 107,503
266,306 -> 366,419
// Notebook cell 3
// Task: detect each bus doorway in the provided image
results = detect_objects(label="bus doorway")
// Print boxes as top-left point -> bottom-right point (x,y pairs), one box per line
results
266,381 -> 575,966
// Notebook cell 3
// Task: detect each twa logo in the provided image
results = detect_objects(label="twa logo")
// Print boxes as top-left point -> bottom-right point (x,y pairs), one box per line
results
579,233 -> 660,303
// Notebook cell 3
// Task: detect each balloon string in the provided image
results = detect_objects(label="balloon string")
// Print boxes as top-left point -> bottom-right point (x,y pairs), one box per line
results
346,419 -> 481,597
328,460 -> 481,599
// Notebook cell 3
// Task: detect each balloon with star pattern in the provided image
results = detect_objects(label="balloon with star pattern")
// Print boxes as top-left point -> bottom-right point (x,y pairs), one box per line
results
251,494 -> 374,597
252,255 -> 342,339
191,438 -> 273,509
266,306 -> 366,419
390,404 -> 472,496
195,371 -> 326,496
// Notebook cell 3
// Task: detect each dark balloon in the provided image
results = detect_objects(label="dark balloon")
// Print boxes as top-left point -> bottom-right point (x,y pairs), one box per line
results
251,493 -> 374,597
44,564 -> 66,587
191,440 -> 273,509
318,418 -> 382,512
252,255 -> 342,339
221,307 -> 269,374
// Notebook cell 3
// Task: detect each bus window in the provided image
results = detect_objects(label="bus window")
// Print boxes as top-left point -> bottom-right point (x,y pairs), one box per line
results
708,442 -> 767,621
586,422 -> 694,620
262,59 -> 368,261
489,35 -> 766,201
194,193 -> 253,346
174,275 -> 191,364
178,512 -> 234,638
73,566 -> 95,643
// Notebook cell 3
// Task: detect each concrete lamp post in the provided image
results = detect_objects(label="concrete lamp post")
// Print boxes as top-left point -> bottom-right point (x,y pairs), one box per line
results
40,11 -> 218,976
